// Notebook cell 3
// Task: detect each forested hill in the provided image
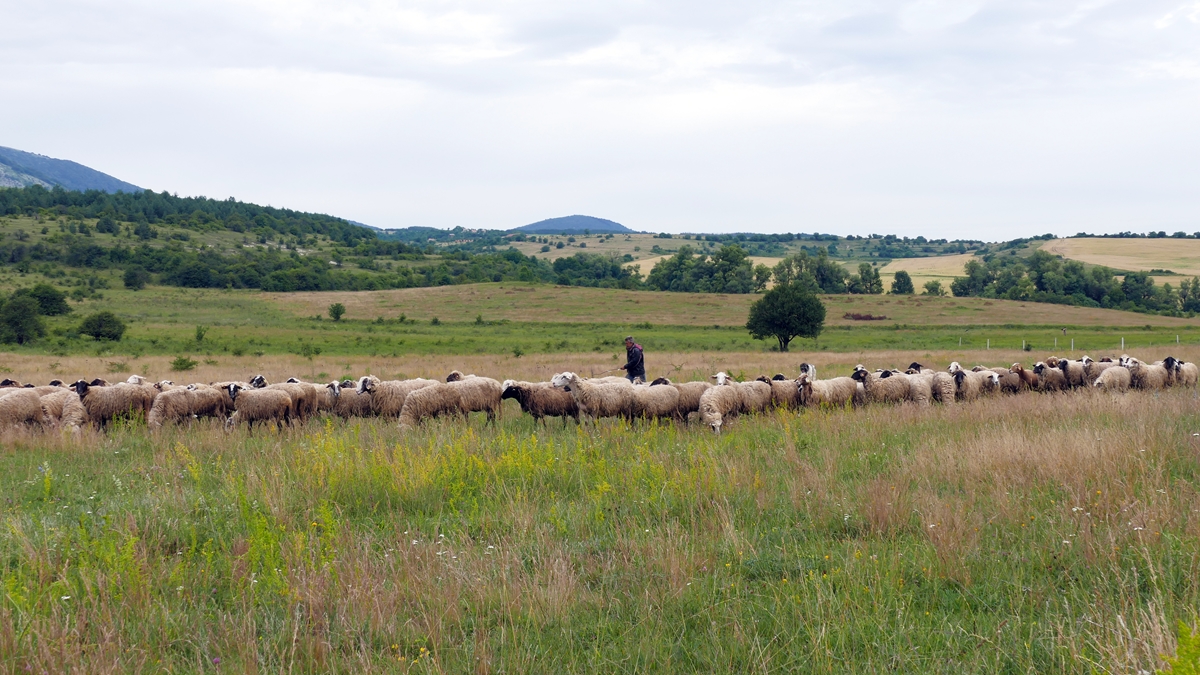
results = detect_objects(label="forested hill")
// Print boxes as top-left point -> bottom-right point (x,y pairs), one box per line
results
0,147 -> 142,193
0,185 -> 375,245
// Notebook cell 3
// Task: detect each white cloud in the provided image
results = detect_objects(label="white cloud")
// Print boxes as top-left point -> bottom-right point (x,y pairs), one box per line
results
1,0 -> 1198,237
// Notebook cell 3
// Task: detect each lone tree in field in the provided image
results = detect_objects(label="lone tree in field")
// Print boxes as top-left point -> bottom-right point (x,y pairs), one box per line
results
328,303 -> 346,322
891,271 -> 914,295
745,282 -> 825,352
923,280 -> 946,296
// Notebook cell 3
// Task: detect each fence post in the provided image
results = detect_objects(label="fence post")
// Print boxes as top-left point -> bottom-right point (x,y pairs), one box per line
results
1121,337 -> 1125,351
987,339 -> 990,350
1071,339 -> 1074,352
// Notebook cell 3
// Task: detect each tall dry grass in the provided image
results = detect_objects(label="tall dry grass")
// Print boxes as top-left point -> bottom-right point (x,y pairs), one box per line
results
0,372 -> 1198,672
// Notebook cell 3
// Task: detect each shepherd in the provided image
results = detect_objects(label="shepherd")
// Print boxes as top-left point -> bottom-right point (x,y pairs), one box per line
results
620,335 -> 646,383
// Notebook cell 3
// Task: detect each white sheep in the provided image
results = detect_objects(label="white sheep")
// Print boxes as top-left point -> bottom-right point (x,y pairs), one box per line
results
756,376 -> 801,410
951,369 -> 998,401
398,383 -> 462,427
1093,366 -> 1131,392
850,366 -> 911,404
1125,357 -> 1169,390
795,371 -> 858,408
447,375 -> 503,422
550,372 -> 633,422
40,389 -> 87,432
698,373 -> 743,433
356,375 -> 439,417
327,379 -> 376,418
0,389 -> 45,428
224,384 -> 292,430
630,381 -> 682,422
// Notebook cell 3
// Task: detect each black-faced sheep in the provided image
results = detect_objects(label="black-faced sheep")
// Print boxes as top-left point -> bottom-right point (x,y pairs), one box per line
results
225,384 -> 292,430
327,380 -> 375,418
756,375 -> 801,410
356,376 -> 439,417
1032,362 -> 1067,392
851,366 -> 911,404
949,366 -> 998,402
250,375 -> 318,421
72,380 -> 154,427
501,380 -> 579,424
550,372 -> 633,422
1057,359 -> 1087,389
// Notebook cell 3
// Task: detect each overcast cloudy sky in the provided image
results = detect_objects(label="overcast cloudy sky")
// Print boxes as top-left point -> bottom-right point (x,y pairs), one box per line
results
2,1 -> 1198,238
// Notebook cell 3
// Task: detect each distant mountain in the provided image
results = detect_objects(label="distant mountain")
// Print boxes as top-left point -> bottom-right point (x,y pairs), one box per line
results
0,146 -> 142,193
513,215 -> 634,234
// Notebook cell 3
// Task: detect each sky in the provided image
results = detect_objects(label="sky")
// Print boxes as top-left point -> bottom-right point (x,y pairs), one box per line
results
2,0 -> 1198,239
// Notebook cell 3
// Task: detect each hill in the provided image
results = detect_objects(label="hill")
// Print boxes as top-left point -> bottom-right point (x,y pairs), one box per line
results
513,215 -> 634,234
0,146 -> 141,193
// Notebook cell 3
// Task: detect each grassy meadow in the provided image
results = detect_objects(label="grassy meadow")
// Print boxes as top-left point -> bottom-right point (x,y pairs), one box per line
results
4,284 -> 1198,372
2,282 -> 1200,672
2,378 -> 1199,673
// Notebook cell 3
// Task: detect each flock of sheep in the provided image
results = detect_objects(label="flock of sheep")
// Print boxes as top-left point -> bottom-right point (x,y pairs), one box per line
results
0,352 -> 1191,435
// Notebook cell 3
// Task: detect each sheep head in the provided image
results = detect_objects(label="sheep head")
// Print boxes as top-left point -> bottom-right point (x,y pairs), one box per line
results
47,379 -> 64,387
948,362 -> 963,374
772,373 -> 787,381
249,375 -> 268,388
650,377 -> 671,386
356,376 -> 378,395
908,362 -> 924,372
446,370 -> 465,382
711,372 -> 731,386
325,381 -> 341,398
72,380 -> 90,397
550,372 -> 575,389
228,383 -> 244,401
286,377 -> 302,383
850,369 -> 869,383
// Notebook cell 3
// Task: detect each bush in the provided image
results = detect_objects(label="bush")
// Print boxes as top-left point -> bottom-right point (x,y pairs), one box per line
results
170,356 -> 198,371
123,266 -> 149,290
923,280 -> 946,296
79,311 -> 126,341
328,303 -> 346,321
12,283 -> 72,315
0,295 -> 46,344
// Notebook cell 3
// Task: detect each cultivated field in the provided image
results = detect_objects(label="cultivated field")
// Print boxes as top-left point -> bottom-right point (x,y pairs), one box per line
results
1,347 -> 1199,672
1042,238 -> 1200,277
877,253 -> 977,289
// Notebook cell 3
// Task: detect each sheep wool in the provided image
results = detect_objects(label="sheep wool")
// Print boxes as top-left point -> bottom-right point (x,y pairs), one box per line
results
501,380 -> 579,423
630,382 -> 681,421
796,372 -> 858,408
698,375 -> 742,433
356,376 -> 439,417
1093,366 -> 1131,392
225,384 -> 292,430
40,389 -> 86,432
0,389 -> 45,428
398,383 -> 463,427
550,372 -> 633,421
447,375 -> 503,422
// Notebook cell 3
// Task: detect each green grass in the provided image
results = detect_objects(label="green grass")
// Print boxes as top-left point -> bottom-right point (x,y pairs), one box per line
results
2,390 -> 1197,672
2,284 -> 1197,360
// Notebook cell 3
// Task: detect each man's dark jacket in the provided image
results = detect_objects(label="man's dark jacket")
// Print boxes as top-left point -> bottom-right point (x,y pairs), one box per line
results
624,343 -> 645,379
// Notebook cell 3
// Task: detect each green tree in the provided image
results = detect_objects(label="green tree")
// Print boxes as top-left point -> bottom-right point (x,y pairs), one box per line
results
923,280 -> 946,296
0,295 -> 46,344
745,282 -> 826,352
80,311 -> 126,341
328,303 -> 346,321
12,283 -> 71,315
123,266 -> 149,290
890,270 -> 915,294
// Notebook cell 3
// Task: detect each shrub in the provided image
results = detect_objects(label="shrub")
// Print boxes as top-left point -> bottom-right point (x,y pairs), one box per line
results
328,303 -> 346,322
79,311 -> 126,341
170,356 -> 198,371
12,283 -> 72,315
123,266 -> 149,290
0,295 -> 46,344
